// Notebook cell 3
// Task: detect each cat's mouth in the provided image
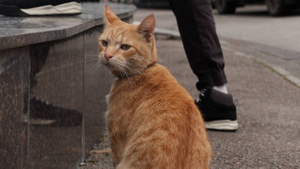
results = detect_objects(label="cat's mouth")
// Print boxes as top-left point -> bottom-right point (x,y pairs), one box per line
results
100,57 -> 115,67
100,58 -> 110,66
101,59 -> 117,71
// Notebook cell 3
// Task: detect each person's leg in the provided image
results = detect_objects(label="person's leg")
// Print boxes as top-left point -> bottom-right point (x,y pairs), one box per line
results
169,0 -> 238,131
169,0 -> 227,90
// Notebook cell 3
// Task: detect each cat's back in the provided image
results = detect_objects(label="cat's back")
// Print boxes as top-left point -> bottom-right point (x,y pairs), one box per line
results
109,64 -> 212,169
139,64 -> 197,104
110,64 -> 189,100
110,64 -> 195,109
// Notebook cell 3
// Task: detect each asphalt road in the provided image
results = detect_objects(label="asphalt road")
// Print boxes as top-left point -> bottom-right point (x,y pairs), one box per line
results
133,5 -> 300,87
134,5 -> 300,53
214,5 -> 300,53
82,5 -> 300,168
82,39 -> 300,169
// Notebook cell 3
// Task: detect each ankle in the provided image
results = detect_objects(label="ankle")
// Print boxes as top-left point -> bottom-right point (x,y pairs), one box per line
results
213,84 -> 228,94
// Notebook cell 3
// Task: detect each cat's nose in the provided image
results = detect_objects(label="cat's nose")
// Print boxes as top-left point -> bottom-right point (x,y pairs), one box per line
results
104,53 -> 113,61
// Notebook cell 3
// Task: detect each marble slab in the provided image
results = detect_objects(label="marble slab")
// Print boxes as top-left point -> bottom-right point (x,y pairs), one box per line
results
0,2 -> 136,50
0,2 -> 135,168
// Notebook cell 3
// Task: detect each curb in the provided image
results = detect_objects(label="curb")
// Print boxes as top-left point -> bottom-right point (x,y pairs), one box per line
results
223,47 -> 300,88
143,24 -> 300,89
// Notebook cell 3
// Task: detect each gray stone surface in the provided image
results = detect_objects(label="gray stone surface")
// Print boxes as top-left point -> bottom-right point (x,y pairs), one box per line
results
0,2 -> 135,168
28,33 -> 84,169
0,47 -> 29,169
0,2 -> 136,50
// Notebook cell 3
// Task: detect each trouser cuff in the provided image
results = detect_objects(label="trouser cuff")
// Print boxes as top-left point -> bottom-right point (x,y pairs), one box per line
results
196,70 -> 227,90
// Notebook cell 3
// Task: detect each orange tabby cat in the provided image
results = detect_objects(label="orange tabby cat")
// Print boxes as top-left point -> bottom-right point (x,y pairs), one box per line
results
99,5 -> 212,169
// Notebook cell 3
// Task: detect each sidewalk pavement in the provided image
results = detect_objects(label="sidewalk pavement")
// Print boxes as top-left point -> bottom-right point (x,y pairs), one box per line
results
81,36 -> 300,168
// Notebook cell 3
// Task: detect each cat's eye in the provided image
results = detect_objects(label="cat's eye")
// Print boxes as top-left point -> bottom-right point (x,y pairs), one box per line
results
101,40 -> 108,47
120,44 -> 131,50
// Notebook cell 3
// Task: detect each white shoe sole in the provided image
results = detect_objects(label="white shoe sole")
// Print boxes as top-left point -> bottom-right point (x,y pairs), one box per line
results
205,120 -> 238,131
20,2 -> 82,15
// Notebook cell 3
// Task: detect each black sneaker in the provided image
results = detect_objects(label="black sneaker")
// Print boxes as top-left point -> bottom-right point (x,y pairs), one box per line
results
29,97 -> 82,127
0,0 -> 82,16
195,87 -> 238,131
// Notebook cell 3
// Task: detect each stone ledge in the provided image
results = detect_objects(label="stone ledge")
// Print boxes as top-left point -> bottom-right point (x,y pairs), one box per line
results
0,2 -> 136,50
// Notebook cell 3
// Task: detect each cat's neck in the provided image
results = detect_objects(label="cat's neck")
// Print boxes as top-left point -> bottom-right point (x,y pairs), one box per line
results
114,62 -> 157,80
111,64 -> 176,94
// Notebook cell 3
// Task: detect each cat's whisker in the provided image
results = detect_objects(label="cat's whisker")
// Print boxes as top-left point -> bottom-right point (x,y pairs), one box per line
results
117,68 -> 130,85
85,55 -> 101,65
85,54 -> 100,58
115,61 -> 143,89
88,66 -> 99,81
85,54 -> 100,57
123,70 -> 134,87
87,60 -> 101,72
85,57 -> 99,60
125,70 -> 139,90
122,64 -> 136,74
114,61 -> 136,87
87,64 -> 98,76
115,63 -> 133,86
87,60 -> 103,80
127,67 -> 141,75
124,62 -> 141,75
85,59 -> 100,64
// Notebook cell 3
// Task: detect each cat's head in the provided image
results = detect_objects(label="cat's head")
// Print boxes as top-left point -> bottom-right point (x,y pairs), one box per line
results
99,5 -> 157,78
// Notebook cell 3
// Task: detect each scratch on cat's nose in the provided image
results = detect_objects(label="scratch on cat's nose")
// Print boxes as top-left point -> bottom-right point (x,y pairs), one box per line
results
104,53 -> 113,61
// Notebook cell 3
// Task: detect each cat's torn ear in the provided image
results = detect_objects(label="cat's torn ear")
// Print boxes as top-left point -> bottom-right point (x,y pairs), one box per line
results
137,14 -> 155,42
104,5 -> 121,25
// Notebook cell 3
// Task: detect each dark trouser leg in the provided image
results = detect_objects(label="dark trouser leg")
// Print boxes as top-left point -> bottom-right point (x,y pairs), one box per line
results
169,0 -> 227,90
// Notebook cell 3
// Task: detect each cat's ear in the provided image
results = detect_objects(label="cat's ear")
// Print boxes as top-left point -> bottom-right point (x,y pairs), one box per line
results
137,14 -> 155,42
104,5 -> 121,24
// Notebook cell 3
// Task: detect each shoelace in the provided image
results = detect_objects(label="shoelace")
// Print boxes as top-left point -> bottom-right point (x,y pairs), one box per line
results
196,88 -> 207,102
